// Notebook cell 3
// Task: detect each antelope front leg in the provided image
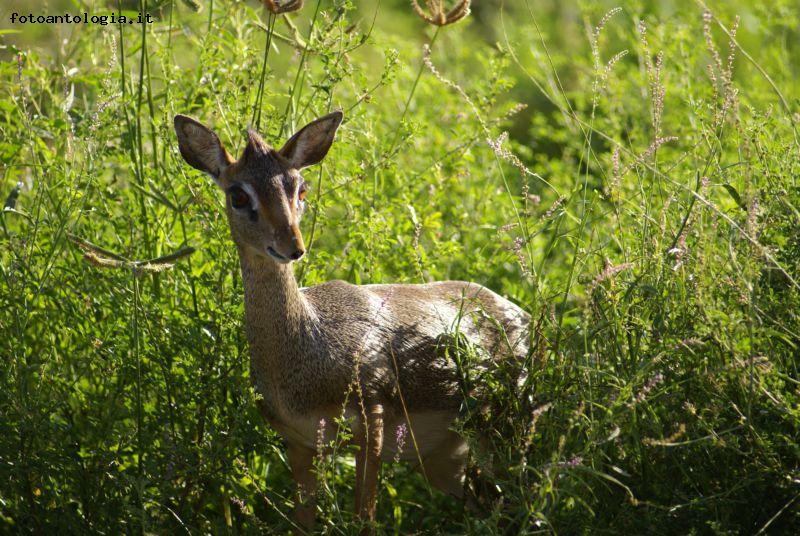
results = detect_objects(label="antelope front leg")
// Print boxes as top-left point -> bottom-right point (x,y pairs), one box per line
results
355,404 -> 384,534
287,443 -> 317,534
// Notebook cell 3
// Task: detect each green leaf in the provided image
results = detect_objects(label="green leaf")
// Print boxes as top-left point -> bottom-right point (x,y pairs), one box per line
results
721,183 -> 747,211
181,0 -> 201,12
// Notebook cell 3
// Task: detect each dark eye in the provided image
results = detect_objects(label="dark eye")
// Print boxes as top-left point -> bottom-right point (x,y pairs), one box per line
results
298,182 -> 309,201
229,186 -> 250,209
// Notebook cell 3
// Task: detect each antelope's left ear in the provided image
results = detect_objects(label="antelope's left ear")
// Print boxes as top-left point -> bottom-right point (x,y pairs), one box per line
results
278,111 -> 343,169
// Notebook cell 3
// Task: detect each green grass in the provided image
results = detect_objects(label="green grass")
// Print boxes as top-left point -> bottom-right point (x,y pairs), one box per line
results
1,0 -> 799,533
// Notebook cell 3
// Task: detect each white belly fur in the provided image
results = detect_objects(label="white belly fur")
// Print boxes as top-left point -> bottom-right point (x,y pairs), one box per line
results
273,408 -> 466,463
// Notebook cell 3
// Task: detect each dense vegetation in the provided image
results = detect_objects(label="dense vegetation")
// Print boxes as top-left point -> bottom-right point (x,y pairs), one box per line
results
1,0 -> 798,533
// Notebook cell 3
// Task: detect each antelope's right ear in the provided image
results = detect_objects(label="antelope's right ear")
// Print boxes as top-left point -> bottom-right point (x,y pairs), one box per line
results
174,115 -> 233,183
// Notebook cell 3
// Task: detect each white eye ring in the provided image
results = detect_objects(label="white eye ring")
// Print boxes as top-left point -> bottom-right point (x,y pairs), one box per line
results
228,186 -> 250,209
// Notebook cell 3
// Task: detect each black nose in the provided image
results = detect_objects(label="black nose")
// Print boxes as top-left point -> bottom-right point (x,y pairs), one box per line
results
289,249 -> 305,260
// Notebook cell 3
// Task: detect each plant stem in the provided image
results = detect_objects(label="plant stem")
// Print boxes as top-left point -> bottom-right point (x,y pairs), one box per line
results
386,26 -> 441,157
253,12 -> 277,129
279,0 -> 322,138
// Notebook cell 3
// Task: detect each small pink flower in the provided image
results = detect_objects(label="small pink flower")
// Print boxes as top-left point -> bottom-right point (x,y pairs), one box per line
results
316,418 -> 327,451
394,423 -> 408,463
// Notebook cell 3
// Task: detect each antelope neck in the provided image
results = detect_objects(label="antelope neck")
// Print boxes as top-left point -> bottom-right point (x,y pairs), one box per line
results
238,249 -> 315,359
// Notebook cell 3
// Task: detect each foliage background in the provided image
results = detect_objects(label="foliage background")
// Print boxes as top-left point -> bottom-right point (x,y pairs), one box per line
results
1,0 -> 798,533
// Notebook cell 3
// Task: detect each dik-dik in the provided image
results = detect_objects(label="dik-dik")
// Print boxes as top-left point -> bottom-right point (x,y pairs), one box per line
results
174,111 -> 529,533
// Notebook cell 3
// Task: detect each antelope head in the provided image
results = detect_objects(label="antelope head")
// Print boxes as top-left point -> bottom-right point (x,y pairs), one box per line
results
174,111 -> 343,263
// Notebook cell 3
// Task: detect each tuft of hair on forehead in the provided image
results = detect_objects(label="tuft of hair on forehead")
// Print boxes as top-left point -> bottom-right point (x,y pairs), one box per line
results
246,127 -> 271,153
241,127 -> 274,165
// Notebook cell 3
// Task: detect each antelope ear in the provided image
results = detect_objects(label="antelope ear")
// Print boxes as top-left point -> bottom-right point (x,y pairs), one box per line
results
278,111 -> 343,169
174,115 -> 233,183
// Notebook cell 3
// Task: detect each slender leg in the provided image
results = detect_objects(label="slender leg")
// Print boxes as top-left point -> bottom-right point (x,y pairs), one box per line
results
354,404 -> 384,534
287,443 -> 317,534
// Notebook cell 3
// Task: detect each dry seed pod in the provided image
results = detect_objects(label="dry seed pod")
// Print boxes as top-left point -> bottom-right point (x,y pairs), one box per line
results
69,233 -> 195,274
411,0 -> 471,26
262,0 -> 304,14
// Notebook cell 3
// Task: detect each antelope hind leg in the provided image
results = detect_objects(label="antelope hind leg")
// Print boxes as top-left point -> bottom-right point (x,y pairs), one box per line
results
417,430 -> 469,498
355,404 -> 384,534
